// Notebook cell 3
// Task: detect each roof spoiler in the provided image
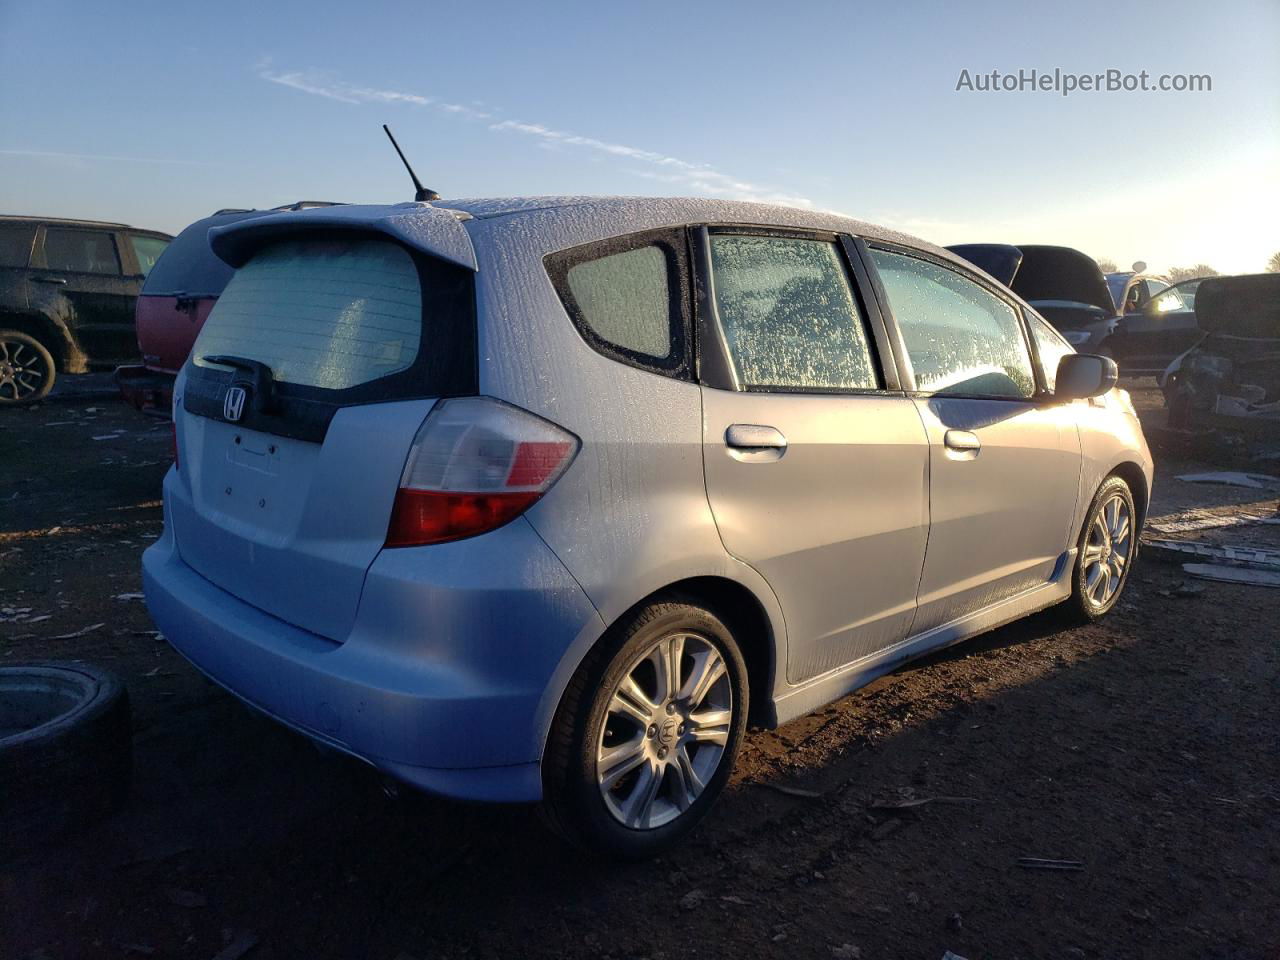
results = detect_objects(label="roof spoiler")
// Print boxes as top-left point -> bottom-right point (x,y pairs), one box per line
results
208,203 -> 477,271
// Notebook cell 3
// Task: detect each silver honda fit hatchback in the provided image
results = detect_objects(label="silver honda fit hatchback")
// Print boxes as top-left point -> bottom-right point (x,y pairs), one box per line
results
143,196 -> 1152,857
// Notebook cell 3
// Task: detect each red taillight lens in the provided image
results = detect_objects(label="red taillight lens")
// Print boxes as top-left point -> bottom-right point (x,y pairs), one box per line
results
384,397 -> 579,548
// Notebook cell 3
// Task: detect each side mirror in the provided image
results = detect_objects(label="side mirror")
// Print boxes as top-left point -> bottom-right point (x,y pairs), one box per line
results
1055,353 -> 1118,400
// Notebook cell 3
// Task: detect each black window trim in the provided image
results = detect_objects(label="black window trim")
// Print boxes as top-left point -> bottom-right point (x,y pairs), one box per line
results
182,228 -> 478,443
859,239 -> 1046,403
543,227 -> 694,381
693,223 -> 900,396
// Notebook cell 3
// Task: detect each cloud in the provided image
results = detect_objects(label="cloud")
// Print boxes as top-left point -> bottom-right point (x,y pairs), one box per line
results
258,66 -> 810,208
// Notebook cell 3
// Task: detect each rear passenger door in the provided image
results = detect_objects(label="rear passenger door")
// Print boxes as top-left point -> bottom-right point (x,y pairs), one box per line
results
696,228 -> 930,684
864,245 -> 1082,636
33,225 -> 139,364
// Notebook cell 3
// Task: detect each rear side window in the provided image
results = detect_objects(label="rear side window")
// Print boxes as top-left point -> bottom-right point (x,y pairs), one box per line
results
194,237 -> 423,390
709,234 -> 878,391
0,224 -> 35,267
870,247 -> 1035,399
43,228 -> 121,275
546,228 -> 691,378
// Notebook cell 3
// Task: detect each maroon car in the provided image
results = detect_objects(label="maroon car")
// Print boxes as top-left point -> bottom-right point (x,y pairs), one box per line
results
117,202 -> 341,414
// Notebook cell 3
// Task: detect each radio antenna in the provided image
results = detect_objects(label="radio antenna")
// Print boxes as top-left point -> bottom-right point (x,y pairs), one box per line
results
382,124 -> 439,202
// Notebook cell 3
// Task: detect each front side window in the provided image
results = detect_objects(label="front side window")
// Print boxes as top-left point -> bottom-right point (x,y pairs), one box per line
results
708,234 -> 878,391
1028,312 -> 1074,392
870,248 -> 1035,399
0,224 -> 35,267
193,237 -> 423,391
129,235 -> 170,278
43,228 -> 121,275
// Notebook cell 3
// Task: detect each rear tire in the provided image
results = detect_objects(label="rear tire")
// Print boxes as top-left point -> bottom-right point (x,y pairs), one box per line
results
541,599 -> 749,859
1058,475 -> 1138,625
0,330 -> 56,405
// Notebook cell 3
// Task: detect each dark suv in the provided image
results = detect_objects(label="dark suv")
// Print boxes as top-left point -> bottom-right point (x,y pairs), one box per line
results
0,216 -> 172,404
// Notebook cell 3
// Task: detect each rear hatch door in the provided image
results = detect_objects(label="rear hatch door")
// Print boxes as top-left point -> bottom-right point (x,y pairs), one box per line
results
170,209 -> 477,641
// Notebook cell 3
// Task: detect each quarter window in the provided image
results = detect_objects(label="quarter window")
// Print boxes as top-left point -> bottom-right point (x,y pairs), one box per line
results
566,246 -> 671,358
43,228 -> 121,275
870,248 -> 1035,399
708,235 -> 878,391
1028,312 -> 1074,392
129,235 -> 170,278
546,229 -> 690,378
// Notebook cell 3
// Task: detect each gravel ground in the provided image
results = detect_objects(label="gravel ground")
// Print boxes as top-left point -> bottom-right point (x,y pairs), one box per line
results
1,379 -> 1278,960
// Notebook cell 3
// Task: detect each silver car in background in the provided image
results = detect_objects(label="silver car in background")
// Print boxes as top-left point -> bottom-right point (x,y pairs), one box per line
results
143,196 -> 1152,858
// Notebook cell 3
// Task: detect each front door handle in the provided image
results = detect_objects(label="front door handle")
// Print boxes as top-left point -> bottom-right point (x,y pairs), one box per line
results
726,424 -> 787,450
33,276 -> 68,285
944,429 -> 981,458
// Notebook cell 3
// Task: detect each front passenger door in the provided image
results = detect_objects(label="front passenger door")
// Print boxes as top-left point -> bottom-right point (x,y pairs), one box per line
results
698,230 -> 930,684
866,246 -> 1082,636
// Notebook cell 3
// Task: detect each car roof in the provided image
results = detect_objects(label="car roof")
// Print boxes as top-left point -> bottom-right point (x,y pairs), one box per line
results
0,214 -> 169,236
210,195 -> 963,275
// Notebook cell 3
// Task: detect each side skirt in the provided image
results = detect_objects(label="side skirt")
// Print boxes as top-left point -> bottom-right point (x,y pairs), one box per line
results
766,553 -> 1075,728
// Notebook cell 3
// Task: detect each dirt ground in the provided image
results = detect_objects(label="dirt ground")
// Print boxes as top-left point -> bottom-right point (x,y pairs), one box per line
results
2,376 -> 1278,960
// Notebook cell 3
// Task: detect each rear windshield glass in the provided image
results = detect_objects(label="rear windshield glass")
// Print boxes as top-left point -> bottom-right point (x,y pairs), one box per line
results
142,214 -> 259,297
192,237 -> 422,391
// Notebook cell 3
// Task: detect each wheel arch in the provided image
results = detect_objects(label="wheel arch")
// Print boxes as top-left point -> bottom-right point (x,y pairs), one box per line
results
0,310 -> 79,371
537,572 -> 782,769
1108,460 -> 1150,532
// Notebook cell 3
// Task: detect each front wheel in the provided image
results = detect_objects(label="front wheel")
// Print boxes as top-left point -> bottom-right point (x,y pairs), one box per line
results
1060,475 -> 1138,623
0,330 -> 56,405
541,599 -> 749,858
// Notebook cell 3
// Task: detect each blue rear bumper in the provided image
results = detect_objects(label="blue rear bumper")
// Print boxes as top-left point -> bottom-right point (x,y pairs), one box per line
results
142,510 -> 604,803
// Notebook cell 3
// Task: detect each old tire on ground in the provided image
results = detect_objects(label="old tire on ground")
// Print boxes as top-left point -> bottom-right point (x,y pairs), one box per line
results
541,598 -> 749,859
0,664 -> 132,853
0,330 -> 56,405
1057,475 -> 1138,626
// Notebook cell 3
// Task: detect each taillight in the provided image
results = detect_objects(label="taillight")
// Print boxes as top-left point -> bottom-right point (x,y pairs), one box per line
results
384,397 -> 579,548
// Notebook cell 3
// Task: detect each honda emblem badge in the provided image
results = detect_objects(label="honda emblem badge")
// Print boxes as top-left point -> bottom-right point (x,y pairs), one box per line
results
223,386 -> 247,422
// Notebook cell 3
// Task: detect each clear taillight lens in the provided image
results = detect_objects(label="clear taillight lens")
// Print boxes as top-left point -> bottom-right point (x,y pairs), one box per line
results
384,397 -> 579,548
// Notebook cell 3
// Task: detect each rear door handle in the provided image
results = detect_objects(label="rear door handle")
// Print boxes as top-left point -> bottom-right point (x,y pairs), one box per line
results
725,424 -> 787,462
726,424 -> 787,450
34,276 -> 68,285
944,429 -> 981,456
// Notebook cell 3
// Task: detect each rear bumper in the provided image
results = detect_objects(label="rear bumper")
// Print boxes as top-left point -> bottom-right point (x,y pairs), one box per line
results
142,496 -> 605,803
115,365 -> 175,416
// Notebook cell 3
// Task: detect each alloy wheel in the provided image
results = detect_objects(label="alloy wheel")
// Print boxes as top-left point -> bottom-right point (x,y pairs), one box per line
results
0,338 -> 49,402
1082,493 -> 1132,608
596,632 -> 733,830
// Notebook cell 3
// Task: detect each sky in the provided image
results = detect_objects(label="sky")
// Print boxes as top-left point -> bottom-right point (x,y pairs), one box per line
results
2,0 -> 1277,274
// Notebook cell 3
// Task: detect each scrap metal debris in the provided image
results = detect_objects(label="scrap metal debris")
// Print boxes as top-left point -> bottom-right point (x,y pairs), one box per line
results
49,623 -> 105,640
1182,563 -> 1280,588
1142,539 -> 1280,570
1175,471 -> 1280,489
1017,857 -> 1084,871
1148,510 -> 1280,534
